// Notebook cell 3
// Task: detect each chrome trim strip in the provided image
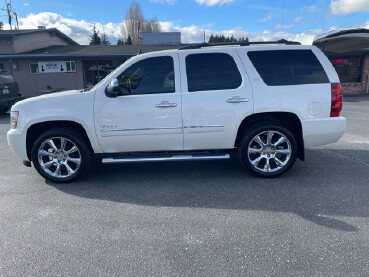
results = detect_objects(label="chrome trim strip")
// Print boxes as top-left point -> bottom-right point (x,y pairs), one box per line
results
100,127 -> 182,132
184,125 -> 224,129
102,154 -> 230,164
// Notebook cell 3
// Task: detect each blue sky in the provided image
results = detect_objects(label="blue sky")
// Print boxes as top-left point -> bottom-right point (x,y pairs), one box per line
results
3,0 -> 369,44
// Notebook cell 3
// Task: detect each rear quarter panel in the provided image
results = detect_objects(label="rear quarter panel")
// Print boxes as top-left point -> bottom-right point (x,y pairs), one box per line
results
237,46 -> 335,121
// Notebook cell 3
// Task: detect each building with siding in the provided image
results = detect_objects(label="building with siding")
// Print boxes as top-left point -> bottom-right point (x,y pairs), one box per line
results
0,28 -> 181,98
313,28 -> 369,95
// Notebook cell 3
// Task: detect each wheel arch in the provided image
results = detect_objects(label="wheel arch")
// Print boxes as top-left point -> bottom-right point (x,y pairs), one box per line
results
234,112 -> 305,161
26,120 -> 94,161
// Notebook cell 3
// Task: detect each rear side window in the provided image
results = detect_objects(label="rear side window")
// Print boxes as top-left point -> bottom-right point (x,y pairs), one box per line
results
186,53 -> 242,92
247,50 -> 329,86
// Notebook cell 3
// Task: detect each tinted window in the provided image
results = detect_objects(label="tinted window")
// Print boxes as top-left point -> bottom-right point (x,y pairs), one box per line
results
117,56 -> 175,95
186,53 -> 242,92
248,50 -> 329,86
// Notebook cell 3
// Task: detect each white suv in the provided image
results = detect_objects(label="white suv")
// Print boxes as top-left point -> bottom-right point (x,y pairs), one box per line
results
7,42 -> 346,182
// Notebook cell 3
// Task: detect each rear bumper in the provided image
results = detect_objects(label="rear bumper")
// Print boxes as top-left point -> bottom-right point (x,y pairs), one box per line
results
302,117 -> 346,148
7,128 -> 29,161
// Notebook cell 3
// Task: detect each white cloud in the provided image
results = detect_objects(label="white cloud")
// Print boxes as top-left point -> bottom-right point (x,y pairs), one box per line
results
24,3 -> 30,6
259,12 -> 273,22
13,12 -> 121,44
294,17 -> 303,23
275,17 -> 304,30
330,0 -> 369,15
149,0 -> 176,4
195,0 -> 237,7
5,12 -> 341,46
275,24 -> 294,30
301,5 -> 321,13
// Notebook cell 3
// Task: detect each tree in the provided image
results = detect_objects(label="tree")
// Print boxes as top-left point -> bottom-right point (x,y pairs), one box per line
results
0,21 -> 3,30
208,33 -> 249,43
117,38 -> 125,45
101,32 -> 111,45
121,0 -> 161,45
89,23 -> 102,45
126,34 -> 132,45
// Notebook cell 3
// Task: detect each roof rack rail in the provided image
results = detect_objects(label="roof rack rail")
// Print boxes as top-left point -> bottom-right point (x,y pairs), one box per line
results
178,39 -> 301,50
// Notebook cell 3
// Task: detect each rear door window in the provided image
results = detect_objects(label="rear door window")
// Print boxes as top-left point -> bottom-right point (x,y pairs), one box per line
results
185,53 -> 242,92
247,50 -> 329,86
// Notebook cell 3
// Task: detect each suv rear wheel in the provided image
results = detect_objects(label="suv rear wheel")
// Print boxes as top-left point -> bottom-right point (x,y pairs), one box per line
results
31,128 -> 91,183
239,124 -> 297,177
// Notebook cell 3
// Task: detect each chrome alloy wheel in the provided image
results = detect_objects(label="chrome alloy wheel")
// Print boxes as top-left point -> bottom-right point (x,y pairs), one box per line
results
37,137 -> 81,179
247,131 -> 291,173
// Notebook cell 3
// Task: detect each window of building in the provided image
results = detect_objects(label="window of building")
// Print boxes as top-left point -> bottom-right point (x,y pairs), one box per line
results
29,63 -> 39,74
66,61 -> 76,72
84,60 -> 126,87
247,50 -> 329,86
329,55 -> 364,83
185,53 -> 242,92
117,56 -> 175,95
0,63 -> 4,71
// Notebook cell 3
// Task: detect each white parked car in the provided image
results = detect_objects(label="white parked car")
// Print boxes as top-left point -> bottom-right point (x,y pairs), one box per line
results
7,42 -> 346,182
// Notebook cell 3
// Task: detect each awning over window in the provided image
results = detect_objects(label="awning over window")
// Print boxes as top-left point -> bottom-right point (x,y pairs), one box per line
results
313,28 -> 369,53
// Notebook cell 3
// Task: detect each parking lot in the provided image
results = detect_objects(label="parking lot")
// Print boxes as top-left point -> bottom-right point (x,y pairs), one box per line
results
0,96 -> 368,276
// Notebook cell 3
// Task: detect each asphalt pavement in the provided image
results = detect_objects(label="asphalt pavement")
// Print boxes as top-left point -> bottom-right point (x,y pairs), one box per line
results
0,96 -> 368,276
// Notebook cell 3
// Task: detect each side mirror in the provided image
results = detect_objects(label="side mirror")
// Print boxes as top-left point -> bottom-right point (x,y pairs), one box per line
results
105,79 -> 120,98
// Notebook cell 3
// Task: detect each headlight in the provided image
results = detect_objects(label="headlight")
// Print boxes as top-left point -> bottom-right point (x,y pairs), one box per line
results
10,111 -> 19,129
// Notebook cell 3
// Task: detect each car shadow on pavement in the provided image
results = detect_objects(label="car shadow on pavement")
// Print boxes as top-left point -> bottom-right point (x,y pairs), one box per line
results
47,149 -> 369,232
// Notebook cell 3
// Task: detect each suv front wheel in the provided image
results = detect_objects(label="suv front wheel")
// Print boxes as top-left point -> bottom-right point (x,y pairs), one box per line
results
31,128 -> 91,183
239,124 -> 298,177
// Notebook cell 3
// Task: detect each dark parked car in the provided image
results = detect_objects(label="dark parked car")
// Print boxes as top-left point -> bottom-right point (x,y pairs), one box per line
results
0,71 -> 23,113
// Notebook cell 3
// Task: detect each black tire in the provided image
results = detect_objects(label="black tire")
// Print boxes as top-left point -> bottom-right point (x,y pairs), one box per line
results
31,128 -> 92,183
238,123 -> 298,177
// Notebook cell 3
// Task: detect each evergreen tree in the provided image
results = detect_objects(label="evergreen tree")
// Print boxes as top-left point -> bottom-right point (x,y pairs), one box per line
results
208,33 -> 249,43
208,34 -> 215,43
0,22 -> 3,30
117,38 -> 125,45
126,34 -> 132,45
89,23 -> 102,45
101,32 -> 111,45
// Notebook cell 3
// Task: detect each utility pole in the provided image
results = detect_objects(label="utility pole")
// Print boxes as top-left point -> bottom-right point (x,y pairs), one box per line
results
321,6 -> 325,34
203,31 -> 205,43
282,0 -> 285,32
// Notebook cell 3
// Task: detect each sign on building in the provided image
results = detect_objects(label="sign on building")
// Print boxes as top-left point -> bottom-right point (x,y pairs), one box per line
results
38,61 -> 76,73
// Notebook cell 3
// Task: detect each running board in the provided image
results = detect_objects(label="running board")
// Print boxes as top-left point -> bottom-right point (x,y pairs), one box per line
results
102,154 -> 230,164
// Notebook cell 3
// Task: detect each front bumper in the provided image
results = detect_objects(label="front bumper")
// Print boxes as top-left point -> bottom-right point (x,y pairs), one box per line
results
302,117 -> 346,148
7,128 -> 29,161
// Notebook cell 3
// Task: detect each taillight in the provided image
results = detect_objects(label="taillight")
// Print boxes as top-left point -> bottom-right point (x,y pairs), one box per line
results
331,83 -> 342,117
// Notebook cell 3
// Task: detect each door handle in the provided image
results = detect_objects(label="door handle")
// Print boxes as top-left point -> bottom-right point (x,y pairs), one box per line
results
155,103 -> 177,108
226,97 -> 249,103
